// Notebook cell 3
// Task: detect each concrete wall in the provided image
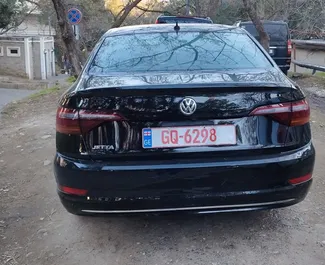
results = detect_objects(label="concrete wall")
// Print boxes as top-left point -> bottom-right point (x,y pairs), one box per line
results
0,10 -> 56,80
31,41 -> 41,80
290,48 -> 325,74
289,40 -> 325,74
0,41 -> 26,77
0,36 -> 55,80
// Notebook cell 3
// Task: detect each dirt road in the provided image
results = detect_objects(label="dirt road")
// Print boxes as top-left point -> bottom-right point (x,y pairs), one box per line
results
0,79 -> 325,265
0,88 -> 34,115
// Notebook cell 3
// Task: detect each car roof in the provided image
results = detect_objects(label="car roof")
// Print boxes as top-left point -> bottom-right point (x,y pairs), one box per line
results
240,20 -> 288,25
104,24 -> 238,37
156,15 -> 212,21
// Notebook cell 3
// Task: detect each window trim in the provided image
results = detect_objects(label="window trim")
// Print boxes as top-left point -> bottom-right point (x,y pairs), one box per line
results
7,46 -> 21,57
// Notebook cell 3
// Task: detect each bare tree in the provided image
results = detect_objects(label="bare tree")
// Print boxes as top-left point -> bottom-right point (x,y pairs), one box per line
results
51,0 -> 84,75
193,0 -> 220,21
242,0 -> 270,50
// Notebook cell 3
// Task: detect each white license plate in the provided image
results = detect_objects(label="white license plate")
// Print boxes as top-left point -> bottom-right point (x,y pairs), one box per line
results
142,125 -> 236,149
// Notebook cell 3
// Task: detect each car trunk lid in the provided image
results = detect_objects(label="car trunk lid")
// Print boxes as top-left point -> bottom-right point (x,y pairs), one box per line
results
59,70 -> 306,160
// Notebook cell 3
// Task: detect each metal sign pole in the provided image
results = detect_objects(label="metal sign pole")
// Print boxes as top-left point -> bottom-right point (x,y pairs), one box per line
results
73,25 -> 80,40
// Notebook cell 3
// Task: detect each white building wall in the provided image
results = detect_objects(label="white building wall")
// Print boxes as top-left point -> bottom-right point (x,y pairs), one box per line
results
0,10 -> 56,80
2,13 -> 56,37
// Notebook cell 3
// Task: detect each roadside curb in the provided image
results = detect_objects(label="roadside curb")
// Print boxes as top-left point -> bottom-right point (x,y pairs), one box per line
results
0,82 -> 49,90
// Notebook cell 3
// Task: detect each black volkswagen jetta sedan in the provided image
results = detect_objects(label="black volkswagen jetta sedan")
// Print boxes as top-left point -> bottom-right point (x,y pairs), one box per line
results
54,24 -> 315,215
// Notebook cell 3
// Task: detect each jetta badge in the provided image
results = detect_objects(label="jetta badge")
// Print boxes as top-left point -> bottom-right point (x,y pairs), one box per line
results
180,98 -> 197,115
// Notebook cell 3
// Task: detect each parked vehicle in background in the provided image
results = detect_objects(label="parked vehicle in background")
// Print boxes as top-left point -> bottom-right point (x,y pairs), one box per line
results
156,15 -> 213,24
236,21 -> 292,75
54,24 -> 314,216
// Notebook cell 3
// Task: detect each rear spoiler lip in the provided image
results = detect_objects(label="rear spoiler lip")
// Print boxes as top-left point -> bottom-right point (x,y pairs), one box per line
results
72,84 -> 295,99
82,82 -> 291,91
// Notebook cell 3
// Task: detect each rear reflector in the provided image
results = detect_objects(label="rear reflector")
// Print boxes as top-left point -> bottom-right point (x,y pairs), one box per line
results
249,99 -> 310,126
288,173 -> 312,185
59,186 -> 88,196
56,107 -> 124,135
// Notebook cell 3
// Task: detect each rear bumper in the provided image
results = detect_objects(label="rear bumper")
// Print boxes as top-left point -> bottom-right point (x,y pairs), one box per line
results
54,143 -> 315,215
58,183 -> 311,215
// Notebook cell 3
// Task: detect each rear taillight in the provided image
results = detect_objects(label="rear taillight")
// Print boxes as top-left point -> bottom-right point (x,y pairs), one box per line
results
155,19 -> 159,24
56,107 -> 80,134
56,107 -> 124,135
250,99 -> 310,126
288,40 -> 292,56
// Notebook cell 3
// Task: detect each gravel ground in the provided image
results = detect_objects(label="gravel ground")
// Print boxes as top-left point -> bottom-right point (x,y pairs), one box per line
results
0,78 -> 324,265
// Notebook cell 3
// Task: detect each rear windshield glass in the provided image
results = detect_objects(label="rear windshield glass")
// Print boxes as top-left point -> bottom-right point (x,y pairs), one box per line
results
241,23 -> 288,41
157,17 -> 212,24
89,31 -> 272,74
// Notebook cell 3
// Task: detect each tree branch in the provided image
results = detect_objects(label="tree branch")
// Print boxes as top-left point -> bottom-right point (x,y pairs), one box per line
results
135,5 -> 172,15
114,6 -> 127,20
0,6 -> 37,35
24,0 -> 41,8
111,0 -> 143,28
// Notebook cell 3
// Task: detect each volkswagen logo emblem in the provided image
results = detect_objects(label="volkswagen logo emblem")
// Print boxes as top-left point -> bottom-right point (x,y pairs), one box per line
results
180,98 -> 197,116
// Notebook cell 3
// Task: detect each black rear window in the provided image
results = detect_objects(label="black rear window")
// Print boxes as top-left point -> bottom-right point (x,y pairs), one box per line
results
241,23 -> 289,41
157,17 -> 212,24
89,30 -> 272,74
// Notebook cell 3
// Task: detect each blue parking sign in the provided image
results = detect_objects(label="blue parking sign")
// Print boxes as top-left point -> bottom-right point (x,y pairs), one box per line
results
67,8 -> 82,25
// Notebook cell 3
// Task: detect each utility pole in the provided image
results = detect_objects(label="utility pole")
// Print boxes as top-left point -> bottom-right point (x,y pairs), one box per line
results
186,0 -> 190,15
